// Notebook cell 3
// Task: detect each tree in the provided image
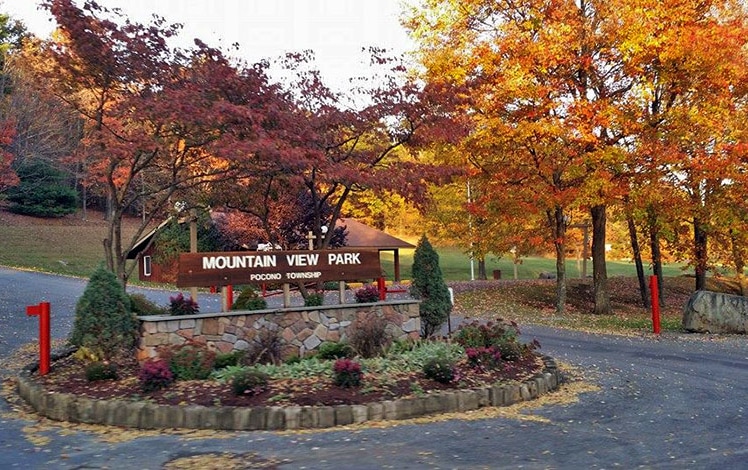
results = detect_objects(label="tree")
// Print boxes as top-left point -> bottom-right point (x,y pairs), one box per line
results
6,159 -> 78,217
38,0 -> 284,284
410,234 -> 452,337
69,264 -> 138,359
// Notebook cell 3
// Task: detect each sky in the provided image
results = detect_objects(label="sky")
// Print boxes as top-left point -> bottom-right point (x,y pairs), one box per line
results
1,0 -> 415,91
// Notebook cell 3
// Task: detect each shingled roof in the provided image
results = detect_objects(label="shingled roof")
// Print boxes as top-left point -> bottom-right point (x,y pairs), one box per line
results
337,218 -> 414,250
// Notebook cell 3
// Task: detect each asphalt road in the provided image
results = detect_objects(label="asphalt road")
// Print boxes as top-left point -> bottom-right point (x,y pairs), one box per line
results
1,267 -> 747,469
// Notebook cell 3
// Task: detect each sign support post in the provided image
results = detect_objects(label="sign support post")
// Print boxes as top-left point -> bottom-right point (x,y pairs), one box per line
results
26,302 -> 51,375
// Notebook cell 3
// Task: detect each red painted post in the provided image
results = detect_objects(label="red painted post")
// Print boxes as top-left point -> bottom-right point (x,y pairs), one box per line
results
227,284 -> 233,310
26,302 -> 51,375
377,277 -> 386,301
649,275 -> 661,335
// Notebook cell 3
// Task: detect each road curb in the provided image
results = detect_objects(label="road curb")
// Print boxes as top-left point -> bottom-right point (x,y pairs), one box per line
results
17,354 -> 563,431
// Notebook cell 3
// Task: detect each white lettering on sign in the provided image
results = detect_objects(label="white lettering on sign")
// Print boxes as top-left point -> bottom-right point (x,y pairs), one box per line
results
202,255 -> 277,270
286,253 -> 320,267
328,253 -> 361,265
250,273 -> 282,281
286,271 -> 322,280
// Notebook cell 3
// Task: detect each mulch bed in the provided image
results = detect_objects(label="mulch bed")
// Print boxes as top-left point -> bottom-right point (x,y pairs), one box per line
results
36,354 -> 544,408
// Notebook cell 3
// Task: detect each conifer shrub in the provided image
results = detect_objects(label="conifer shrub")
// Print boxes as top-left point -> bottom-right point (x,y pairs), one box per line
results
332,358 -> 363,387
316,341 -> 353,360
7,160 -> 78,218
160,342 -> 216,380
138,358 -> 174,392
231,369 -> 270,396
168,292 -> 199,316
232,286 -> 267,310
347,314 -> 390,358
84,361 -> 118,382
69,265 -> 139,360
410,235 -> 452,338
354,285 -> 380,303
214,350 -> 246,370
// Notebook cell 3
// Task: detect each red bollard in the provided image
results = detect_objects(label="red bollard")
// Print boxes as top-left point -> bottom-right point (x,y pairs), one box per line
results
227,284 -> 233,310
26,302 -> 51,375
377,277 -> 386,301
649,276 -> 661,335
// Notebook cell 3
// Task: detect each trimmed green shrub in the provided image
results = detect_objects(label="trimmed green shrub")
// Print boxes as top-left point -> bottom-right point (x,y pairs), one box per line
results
232,287 -> 267,311
410,235 -> 452,337
138,358 -> 174,392
332,358 -> 363,387
316,341 -> 353,360
423,356 -> 455,384
231,368 -> 270,396
169,292 -> 199,316
160,342 -> 216,380
304,292 -> 324,307
84,361 -> 118,382
69,265 -> 138,360
128,293 -> 167,316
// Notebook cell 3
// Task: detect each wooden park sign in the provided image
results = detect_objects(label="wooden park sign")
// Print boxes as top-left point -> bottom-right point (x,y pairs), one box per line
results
176,249 -> 382,287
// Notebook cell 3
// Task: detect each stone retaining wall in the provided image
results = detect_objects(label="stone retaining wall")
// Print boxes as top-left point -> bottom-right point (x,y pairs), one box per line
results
137,300 -> 421,361
17,356 -> 563,431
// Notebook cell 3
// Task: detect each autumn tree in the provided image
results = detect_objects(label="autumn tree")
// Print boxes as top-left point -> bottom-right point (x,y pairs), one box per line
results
38,0 -> 286,283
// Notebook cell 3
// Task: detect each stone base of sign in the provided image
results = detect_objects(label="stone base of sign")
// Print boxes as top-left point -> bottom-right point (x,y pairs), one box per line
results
17,355 -> 563,431
137,300 -> 421,361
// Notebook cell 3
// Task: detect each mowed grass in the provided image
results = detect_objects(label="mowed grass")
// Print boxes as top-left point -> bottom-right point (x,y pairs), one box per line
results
381,246 -> 687,281
0,210 -> 143,278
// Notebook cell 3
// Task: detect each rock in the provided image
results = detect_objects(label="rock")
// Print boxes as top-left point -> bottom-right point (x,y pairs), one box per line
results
538,272 -> 556,280
682,290 -> 748,333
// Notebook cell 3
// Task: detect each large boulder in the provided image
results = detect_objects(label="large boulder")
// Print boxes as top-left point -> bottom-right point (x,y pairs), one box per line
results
682,290 -> 748,333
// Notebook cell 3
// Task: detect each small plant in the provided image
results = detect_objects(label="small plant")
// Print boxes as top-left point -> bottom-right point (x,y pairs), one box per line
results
465,346 -> 502,371
423,356 -> 455,384
214,350 -> 246,370
129,293 -> 168,316
354,284 -> 381,303
316,341 -> 353,360
232,287 -> 267,311
160,342 -> 216,380
231,369 -> 270,396
348,315 -> 390,358
138,358 -> 174,392
304,292 -> 324,307
84,361 -> 118,382
72,346 -> 102,363
244,328 -> 283,365
169,293 -> 199,316
333,358 -> 363,388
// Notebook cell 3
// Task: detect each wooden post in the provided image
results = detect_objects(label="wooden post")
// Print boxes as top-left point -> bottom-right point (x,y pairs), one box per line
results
189,209 -> 198,303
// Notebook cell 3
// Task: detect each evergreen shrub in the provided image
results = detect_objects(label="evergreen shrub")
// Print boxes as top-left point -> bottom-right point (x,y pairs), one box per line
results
410,235 -> 452,337
231,369 -> 270,396
232,287 -> 267,310
84,361 -> 118,382
160,342 -> 216,380
69,265 -> 138,360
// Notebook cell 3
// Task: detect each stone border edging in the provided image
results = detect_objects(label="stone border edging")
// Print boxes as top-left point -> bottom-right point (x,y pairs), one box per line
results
16,355 -> 563,431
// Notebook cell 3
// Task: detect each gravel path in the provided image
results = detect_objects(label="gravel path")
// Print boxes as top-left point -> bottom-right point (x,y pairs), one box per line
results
1,268 -> 747,469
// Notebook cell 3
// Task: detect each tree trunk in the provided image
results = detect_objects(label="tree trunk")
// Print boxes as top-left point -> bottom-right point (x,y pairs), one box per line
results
477,257 -> 487,280
647,207 -> 664,307
590,205 -> 611,315
626,210 -> 650,308
694,217 -> 708,291
730,230 -> 745,296
549,207 -> 566,315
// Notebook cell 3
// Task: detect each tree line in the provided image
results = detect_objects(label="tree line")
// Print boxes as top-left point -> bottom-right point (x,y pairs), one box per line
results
2,0 -> 748,315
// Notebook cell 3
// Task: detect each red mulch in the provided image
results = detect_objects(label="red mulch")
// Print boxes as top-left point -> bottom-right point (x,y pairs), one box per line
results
36,354 -> 543,408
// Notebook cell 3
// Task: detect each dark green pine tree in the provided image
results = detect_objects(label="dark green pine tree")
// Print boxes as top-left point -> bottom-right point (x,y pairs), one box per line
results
70,265 -> 139,359
410,235 -> 452,337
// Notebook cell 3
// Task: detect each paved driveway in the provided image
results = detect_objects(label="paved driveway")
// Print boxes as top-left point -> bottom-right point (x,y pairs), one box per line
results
1,268 -> 747,469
